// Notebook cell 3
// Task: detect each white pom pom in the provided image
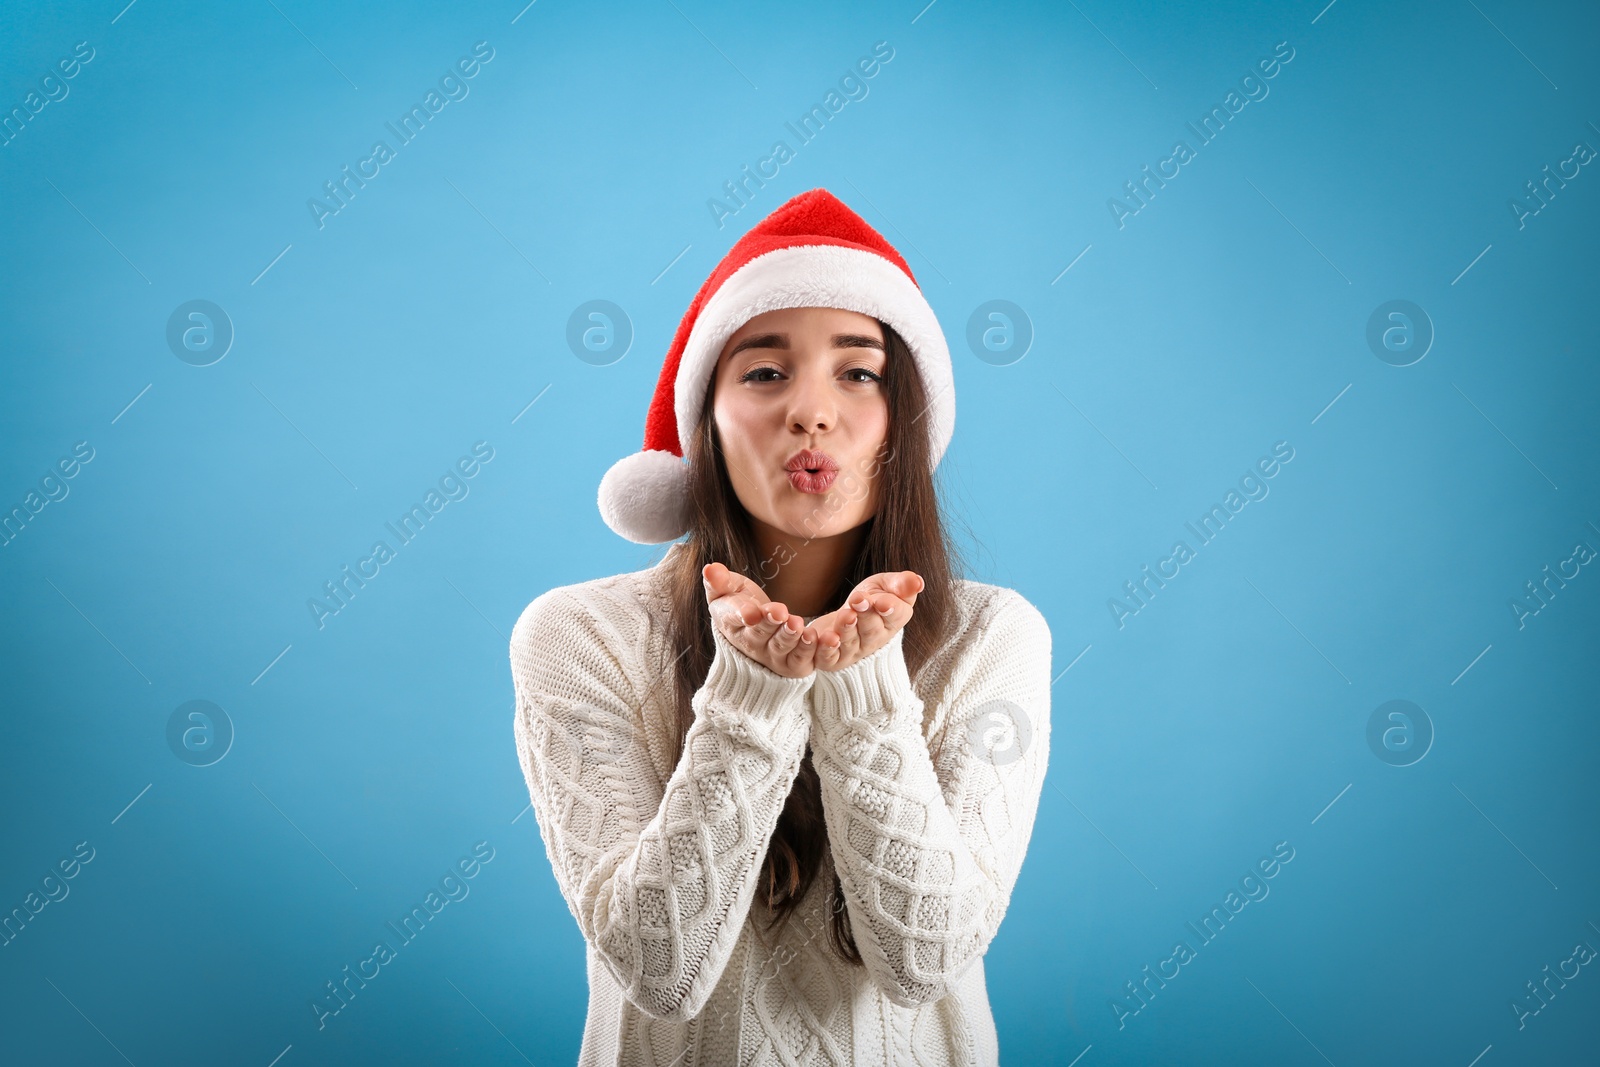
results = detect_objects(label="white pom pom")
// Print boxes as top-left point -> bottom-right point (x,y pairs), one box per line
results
597,449 -> 691,544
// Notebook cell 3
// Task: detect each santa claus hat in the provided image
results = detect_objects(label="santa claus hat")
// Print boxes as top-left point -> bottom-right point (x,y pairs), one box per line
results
597,187 -> 955,544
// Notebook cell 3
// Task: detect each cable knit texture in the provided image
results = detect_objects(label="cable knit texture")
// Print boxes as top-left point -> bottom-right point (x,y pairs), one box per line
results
510,549 -> 1051,1066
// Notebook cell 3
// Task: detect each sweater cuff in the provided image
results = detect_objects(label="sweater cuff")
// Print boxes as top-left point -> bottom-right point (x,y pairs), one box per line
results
809,626 -> 919,730
698,622 -> 816,721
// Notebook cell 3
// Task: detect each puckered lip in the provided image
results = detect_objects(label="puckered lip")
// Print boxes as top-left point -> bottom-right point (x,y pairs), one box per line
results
784,448 -> 840,473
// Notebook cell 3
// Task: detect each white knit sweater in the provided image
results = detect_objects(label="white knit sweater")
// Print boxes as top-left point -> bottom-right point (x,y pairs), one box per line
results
509,547 -> 1052,1066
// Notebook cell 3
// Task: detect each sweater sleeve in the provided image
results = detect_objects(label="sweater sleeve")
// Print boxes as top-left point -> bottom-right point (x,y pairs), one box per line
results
806,589 -> 1052,1007
510,587 -> 815,1022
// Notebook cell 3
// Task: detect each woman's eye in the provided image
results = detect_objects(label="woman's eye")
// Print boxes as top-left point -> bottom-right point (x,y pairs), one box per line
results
738,367 -> 882,384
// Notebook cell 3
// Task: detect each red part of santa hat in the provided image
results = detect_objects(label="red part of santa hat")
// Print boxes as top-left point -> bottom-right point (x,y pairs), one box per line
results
598,187 -> 954,544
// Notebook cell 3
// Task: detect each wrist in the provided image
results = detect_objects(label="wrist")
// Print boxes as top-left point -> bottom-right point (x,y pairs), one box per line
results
809,627 -> 918,729
700,623 -> 816,718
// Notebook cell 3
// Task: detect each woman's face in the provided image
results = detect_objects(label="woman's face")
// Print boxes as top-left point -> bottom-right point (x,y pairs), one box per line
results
711,305 -> 889,542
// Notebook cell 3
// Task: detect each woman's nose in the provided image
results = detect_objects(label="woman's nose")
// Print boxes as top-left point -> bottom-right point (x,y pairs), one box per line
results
787,370 -> 835,433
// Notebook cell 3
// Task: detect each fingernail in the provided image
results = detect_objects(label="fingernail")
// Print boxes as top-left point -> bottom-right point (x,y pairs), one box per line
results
800,631 -> 813,644
851,597 -> 869,610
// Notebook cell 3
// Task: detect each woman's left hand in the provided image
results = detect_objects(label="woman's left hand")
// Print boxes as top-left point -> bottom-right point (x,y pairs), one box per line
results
802,571 -> 925,672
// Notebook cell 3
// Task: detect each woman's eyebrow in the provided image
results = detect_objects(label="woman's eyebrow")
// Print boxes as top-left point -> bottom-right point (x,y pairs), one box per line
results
727,332 -> 885,356
727,333 -> 787,356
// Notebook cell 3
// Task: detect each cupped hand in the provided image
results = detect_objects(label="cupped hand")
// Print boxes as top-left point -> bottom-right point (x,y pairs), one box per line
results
702,562 -> 818,678
802,571 -> 924,672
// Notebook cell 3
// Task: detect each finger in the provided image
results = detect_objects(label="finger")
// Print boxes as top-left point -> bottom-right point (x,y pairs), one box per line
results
814,632 -> 841,668
810,620 -> 843,651
705,563 -> 767,606
784,622 -> 816,667
873,593 -> 912,623
849,591 -> 895,620
719,599 -> 766,642
721,568 -> 750,597
767,608 -> 803,652
728,568 -> 766,601
836,608 -> 862,658
709,601 -> 749,642
852,603 -> 890,646
899,571 -> 925,602
738,600 -> 783,640
703,562 -> 731,601
724,606 -> 782,664
731,598 -> 759,626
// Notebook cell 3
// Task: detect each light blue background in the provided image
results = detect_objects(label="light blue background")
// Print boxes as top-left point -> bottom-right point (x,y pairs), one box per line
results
3,0 -> 1597,1063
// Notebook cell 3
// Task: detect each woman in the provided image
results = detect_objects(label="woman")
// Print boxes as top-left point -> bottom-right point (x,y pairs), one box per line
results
510,188 -> 1052,1066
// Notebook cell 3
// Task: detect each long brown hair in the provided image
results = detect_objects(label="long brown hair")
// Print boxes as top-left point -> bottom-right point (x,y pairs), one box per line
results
655,318 -> 967,963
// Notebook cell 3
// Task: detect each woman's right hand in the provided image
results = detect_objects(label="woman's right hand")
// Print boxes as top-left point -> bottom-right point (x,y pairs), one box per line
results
702,562 -> 817,679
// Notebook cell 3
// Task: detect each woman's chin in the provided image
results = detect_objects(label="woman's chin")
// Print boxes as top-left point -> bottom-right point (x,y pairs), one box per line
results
768,508 -> 866,542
